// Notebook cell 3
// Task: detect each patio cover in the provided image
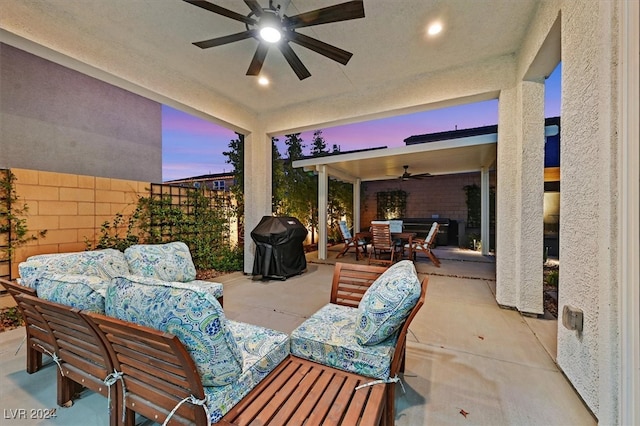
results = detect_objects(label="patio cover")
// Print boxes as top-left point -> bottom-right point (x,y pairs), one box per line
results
292,133 -> 498,259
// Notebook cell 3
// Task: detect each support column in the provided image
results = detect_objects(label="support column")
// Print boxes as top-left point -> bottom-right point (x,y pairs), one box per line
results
496,87 -> 519,308
480,166 -> 490,255
243,126 -> 272,274
517,79 -> 545,314
353,178 -> 361,234
317,165 -> 328,260
619,1 -> 640,422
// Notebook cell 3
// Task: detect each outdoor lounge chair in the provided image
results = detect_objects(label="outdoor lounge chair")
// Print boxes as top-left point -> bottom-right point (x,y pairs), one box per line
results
0,278 -> 56,374
406,221 -> 441,267
368,223 -> 402,266
336,220 -> 368,260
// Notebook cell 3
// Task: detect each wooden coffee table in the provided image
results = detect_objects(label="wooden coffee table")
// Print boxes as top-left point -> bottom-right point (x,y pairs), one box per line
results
219,355 -> 387,426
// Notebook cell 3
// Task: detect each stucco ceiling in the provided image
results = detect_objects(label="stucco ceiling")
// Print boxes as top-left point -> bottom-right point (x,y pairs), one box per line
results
1,0 -> 539,132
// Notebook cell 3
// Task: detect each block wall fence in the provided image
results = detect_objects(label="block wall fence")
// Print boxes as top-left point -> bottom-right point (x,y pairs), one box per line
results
7,168 -> 148,278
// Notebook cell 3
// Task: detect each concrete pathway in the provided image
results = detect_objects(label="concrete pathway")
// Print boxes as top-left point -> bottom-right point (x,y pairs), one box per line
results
0,248 -> 595,425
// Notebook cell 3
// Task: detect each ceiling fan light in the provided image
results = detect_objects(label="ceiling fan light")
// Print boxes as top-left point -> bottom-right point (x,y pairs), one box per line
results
258,12 -> 282,43
259,26 -> 281,43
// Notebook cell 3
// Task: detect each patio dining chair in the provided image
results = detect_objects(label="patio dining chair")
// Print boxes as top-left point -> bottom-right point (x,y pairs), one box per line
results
368,223 -> 402,266
336,220 -> 368,260
406,221 -> 441,267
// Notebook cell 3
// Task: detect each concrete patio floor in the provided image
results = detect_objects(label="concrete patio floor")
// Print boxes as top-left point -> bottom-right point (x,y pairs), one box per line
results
0,247 -> 595,425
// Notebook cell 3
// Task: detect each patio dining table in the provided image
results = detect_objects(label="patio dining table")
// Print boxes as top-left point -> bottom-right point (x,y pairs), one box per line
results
356,231 -> 415,261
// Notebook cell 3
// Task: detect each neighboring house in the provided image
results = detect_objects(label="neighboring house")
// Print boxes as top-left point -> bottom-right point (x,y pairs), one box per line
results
164,172 -> 235,192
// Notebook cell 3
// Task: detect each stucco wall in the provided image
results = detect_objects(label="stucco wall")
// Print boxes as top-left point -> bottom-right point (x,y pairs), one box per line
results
0,43 -> 162,182
558,0 -> 619,421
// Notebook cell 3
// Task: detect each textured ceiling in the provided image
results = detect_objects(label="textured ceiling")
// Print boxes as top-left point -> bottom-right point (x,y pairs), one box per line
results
1,0 -> 539,123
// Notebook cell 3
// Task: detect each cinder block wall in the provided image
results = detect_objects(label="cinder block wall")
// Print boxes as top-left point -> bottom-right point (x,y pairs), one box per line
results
9,168 -> 148,278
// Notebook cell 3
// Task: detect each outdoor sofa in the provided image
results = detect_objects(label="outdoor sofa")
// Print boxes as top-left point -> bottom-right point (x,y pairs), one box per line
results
3,250 -> 426,425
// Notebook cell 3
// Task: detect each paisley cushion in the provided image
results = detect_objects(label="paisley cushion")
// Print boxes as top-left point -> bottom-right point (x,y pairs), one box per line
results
204,321 -> 290,422
124,242 -> 197,282
105,275 -> 241,386
290,303 -> 397,380
36,273 -> 109,313
18,249 -> 130,288
355,260 -> 421,345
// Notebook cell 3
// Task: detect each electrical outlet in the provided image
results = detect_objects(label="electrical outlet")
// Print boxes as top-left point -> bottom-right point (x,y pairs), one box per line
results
562,305 -> 583,332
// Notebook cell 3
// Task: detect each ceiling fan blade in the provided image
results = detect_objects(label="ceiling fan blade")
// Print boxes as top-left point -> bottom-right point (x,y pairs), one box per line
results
193,30 -> 258,48
246,43 -> 269,76
279,43 -> 311,80
183,0 -> 256,25
287,31 -> 352,65
413,172 -> 433,178
285,1 -> 365,29
243,0 -> 263,17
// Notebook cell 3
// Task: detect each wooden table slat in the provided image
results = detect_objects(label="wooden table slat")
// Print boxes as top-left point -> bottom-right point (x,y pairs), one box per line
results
253,363 -> 319,425
232,360 -> 309,425
305,373 -> 347,426
324,375 -> 360,425
287,367 -> 336,425
221,356 -> 386,426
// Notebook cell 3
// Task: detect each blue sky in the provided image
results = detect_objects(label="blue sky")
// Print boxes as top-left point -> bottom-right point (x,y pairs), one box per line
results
162,64 -> 561,181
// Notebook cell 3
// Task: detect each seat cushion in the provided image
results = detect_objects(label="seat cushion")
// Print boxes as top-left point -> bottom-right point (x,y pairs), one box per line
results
355,260 -> 421,345
204,320 -> 290,422
36,273 -> 110,313
18,249 -> 130,288
105,275 -> 239,386
290,303 -> 396,380
124,242 -> 197,282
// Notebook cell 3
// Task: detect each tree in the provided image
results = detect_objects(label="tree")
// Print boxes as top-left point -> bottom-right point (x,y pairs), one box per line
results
271,136 -> 286,213
280,134 -> 319,243
310,130 -> 327,156
222,132 -> 244,233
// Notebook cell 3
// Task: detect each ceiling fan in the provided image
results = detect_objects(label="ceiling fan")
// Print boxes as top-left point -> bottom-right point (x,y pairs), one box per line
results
399,165 -> 432,181
183,0 -> 365,80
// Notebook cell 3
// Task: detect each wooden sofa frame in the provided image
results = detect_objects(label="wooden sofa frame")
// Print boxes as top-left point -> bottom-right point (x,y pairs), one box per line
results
16,293 -> 128,426
83,310 -> 208,425
6,262 -> 426,426
1,278 -> 56,374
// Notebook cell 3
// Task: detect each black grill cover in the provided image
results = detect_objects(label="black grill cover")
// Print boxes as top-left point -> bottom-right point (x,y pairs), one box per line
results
251,216 -> 308,279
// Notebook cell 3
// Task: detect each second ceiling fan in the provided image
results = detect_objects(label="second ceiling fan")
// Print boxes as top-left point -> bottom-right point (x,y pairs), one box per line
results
183,0 -> 365,80
399,165 -> 432,181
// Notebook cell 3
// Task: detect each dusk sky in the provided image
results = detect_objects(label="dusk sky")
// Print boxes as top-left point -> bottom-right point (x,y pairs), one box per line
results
162,64 -> 561,181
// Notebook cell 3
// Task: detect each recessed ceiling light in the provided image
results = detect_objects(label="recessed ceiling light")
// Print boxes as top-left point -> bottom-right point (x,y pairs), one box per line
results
258,76 -> 269,86
427,22 -> 443,36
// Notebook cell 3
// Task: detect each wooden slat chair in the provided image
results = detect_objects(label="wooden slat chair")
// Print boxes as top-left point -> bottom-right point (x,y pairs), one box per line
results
82,311 -> 209,426
406,222 -> 441,267
330,262 -> 389,308
0,278 -> 56,373
328,262 -> 428,426
335,220 -> 368,260
368,223 -> 402,266
17,294 -> 127,426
